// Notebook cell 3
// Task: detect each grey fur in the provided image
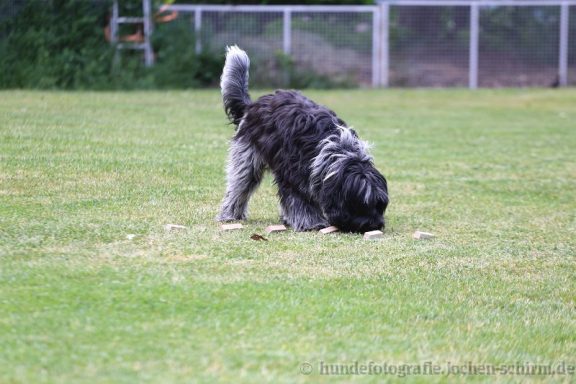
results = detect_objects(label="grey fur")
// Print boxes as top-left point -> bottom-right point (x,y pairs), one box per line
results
309,125 -> 373,199
217,138 -> 265,221
279,194 -> 329,231
220,45 -> 251,126
216,46 -> 388,232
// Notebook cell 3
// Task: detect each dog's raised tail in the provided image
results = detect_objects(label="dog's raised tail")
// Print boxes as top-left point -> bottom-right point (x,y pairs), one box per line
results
220,45 -> 251,126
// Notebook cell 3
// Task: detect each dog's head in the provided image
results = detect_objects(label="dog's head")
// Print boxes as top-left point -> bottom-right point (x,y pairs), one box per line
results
320,159 -> 388,233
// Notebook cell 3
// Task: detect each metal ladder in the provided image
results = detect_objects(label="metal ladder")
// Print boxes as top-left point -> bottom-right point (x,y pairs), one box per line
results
109,0 -> 154,66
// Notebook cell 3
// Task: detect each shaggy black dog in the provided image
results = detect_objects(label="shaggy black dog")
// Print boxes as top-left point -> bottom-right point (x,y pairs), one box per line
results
217,46 -> 388,233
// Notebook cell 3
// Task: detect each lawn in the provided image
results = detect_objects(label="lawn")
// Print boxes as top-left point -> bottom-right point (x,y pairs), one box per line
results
1,89 -> 575,383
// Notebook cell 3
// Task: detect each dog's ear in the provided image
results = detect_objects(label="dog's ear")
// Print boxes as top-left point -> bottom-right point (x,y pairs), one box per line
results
319,170 -> 362,229
368,171 -> 389,210
318,168 -> 346,221
342,165 -> 387,204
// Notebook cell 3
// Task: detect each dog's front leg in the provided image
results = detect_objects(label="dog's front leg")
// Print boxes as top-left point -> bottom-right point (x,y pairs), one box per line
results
217,139 -> 265,222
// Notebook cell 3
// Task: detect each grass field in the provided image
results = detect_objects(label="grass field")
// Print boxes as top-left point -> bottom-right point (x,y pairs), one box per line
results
1,89 -> 575,383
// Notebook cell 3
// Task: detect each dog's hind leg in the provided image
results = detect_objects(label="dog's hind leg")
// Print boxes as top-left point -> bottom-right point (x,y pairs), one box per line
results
279,191 -> 329,231
217,139 -> 265,222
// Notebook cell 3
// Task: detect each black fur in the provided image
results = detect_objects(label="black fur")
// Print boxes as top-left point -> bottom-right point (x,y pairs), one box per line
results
218,46 -> 388,233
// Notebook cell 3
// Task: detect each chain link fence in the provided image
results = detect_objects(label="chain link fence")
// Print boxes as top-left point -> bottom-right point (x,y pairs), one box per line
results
389,5 -> 470,87
170,5 -> 377,87
386,3 -> 575,87
170,2 -> 575,88
1,1 -> 575,88
478,5 -> 561,87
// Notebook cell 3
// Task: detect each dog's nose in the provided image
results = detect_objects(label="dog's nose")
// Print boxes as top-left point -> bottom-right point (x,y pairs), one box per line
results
363,219 -> 384,233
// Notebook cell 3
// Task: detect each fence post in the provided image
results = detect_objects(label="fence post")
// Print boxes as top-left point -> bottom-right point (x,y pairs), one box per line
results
469,3 -> 479,89
143,0 -> 154,66
111,0 -> 119,44
372,7 -> 381,87
559,2 -> 569,87
283,8 -> 292,56
195,7 -> 203,55
378,2 -> 389,88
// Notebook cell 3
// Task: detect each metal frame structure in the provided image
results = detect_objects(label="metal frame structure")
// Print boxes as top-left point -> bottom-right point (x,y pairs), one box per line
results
378,0 -> 574,88
110,0 -> 154,67
169,4 -> 381,86
166,1 -> 575,88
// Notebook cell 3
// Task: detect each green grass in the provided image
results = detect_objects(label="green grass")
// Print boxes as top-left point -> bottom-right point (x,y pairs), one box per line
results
1,89 -> 575,383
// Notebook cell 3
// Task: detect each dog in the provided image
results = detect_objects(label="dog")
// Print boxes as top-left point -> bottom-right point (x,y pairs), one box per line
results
217,45 -> 388,233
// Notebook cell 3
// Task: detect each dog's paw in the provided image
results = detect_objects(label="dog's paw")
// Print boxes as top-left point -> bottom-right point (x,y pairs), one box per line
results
290,221 -> 329,232
216,213 -> 246,222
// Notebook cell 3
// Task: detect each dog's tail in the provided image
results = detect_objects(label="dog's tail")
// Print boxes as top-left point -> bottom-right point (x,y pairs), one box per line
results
220,45 -> 251,126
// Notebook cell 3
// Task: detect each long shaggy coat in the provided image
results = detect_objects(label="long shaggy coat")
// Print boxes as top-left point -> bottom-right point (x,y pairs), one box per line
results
217,46 -> 388,232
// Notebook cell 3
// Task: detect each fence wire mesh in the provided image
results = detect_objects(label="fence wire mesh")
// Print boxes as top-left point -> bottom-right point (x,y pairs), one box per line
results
291,12 -> 373,87
1,1 -> 575,88
478,6 -> 561,87
169,3 -> 576,88
389,6 -> 470,87
200,11 -> 282,86
196,10 -> 375,87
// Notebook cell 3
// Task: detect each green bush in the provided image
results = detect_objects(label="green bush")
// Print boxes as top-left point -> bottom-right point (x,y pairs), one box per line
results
0,0 -> 113,89
273,52 -> 354,89
0,0 -> 353,90
152,19 -> 224,88
0,0 -> 223,89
